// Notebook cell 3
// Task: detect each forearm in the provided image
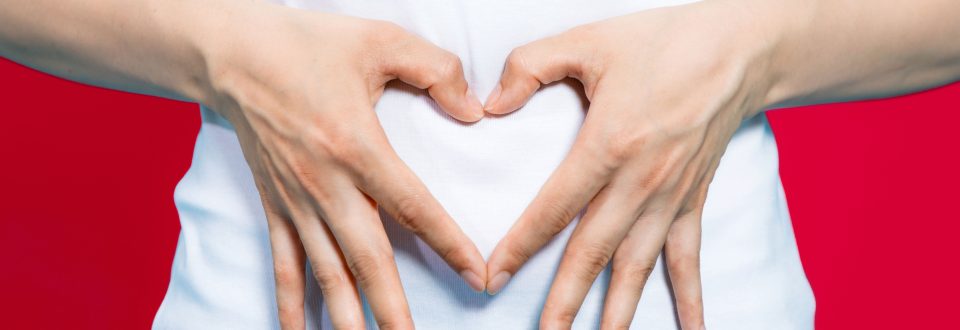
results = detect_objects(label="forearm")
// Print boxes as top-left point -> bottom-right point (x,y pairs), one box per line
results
761,0 -> 960,109
0,0 -> 247,104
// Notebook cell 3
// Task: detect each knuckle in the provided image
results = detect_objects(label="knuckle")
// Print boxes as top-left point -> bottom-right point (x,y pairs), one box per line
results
678,186 -> 710,217
667,249 -> 700,271
657,151 -> 696,191
345,249 -> 392,286
288,160 -> 321,188
311,267 -> 348,294
505,47 -> 534,75
313,125 -> 368,168
616,261 -> 656,285
276,304 -> 302,328
307,124 -> 338,155
564,242 -> 614,282
603,129 -> 645,165
376,314 -> 414,330
639,162 -> 672,192
502,239 -> 535,268
273,262 -> 302,288
392,192 -> 431,232
417,54 -> 462,87
677,202 -> 699,218
677,200 -> 703,219
678,294 -> 705,314
541,306 -> 578,329
438,244 -> 472,270
433,53 -> 464,83
540,201 -> 578,232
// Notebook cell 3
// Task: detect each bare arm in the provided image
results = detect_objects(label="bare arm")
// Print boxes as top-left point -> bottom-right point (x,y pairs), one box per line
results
481,0 -> 960,328
1,1 -> 488,329
767,0 -> 960,108
0,0 -> 223,103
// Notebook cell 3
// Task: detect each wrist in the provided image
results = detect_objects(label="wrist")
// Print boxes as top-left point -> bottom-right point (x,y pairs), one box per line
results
691,0 -> 816,116
674,0 -> 798,119
138,0 -> 247,109
752,0 -> 820,110
182,0 -> 285,120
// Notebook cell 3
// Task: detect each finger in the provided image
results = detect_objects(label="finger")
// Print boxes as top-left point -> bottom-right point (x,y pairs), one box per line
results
381,29 -> 483,122
319,187 -> 414,329
665,160 -> 718,330
486,142 -> 610,295
251,171 -> 309,330
288,220 -> 368,330
294,217 -> 368,330
665,202 -> 704,330
538,185 -> 648,329
601,159 -> 714,330
484,35 -> 589,115
599,209 -> 674,330
357,152 -> 487,293
261,196 -> 308,330
256,162 -> 367,329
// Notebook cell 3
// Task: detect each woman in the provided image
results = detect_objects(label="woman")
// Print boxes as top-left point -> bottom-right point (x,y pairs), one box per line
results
2,0 -> 957,329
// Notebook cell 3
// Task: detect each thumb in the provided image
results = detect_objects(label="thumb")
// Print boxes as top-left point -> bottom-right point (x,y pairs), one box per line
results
380,31 -> 484,122
484,36 -> 588,115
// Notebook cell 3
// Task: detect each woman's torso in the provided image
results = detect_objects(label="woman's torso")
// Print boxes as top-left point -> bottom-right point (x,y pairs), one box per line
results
152,0 -> 815,328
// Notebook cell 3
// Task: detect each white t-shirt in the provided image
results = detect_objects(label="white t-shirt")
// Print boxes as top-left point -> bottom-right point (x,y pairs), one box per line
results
152,0 -> 815,329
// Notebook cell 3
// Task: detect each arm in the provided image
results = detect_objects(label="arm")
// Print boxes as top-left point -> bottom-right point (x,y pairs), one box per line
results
0,0 -> 219,103
766,0 -> 960,109
1,1 -> 488,329
482,0 -> 960,328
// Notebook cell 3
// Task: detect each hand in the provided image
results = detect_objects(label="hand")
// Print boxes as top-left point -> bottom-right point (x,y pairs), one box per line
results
205,4 -> 487,329
483,1 -> 784,329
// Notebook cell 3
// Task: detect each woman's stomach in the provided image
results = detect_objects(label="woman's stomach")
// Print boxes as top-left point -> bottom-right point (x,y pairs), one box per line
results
154,0 -> 814,329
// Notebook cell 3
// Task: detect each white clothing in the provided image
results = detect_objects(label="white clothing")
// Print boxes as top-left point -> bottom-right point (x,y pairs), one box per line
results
153,0 -> 815,329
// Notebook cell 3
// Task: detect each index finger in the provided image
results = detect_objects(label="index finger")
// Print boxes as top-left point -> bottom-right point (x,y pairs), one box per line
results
484,34 -> 590,115
313,187 -> 414,329
355,150 -> 488,293
377,24 -> 484,122
484,140 -> 612,294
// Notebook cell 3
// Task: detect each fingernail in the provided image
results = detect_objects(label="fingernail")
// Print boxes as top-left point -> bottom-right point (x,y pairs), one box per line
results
460,270 -> 485,293
483,84 -> 502,113
485,271 -> 511,295
465,89 -> 484,121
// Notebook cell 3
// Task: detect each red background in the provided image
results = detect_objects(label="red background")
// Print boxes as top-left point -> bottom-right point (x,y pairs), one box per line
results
1,58 -> 958,329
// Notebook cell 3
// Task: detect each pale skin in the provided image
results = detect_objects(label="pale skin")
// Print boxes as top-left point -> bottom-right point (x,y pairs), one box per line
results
1,1 -> 488,329
1,0 -> 958,329
484,1 -> 960,329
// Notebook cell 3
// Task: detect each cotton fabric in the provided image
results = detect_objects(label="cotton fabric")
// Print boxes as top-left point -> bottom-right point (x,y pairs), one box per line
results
152,0 -> 815,329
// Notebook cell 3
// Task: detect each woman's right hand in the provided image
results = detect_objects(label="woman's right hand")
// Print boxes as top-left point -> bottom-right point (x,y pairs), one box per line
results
203,4 -> 487,329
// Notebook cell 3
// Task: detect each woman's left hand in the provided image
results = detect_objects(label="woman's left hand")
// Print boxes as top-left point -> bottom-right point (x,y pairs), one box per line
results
482,1 -> 793,328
